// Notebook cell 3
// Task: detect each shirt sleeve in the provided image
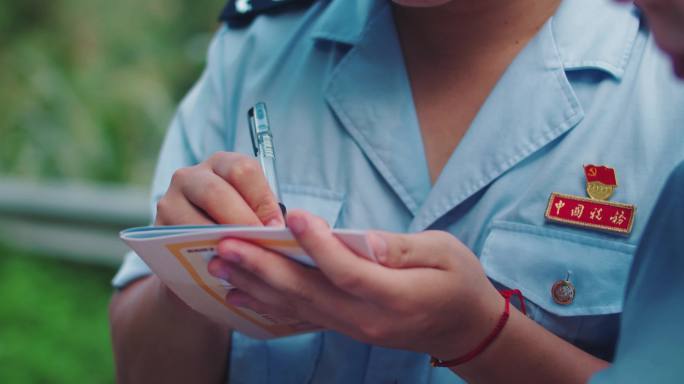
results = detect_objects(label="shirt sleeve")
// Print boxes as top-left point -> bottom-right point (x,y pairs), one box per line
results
590,161 -> 684,382
112,27 -> 229,289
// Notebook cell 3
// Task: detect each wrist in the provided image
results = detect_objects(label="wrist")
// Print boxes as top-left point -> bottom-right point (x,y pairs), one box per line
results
429,286 -> 505,361
430,288 -> 526,367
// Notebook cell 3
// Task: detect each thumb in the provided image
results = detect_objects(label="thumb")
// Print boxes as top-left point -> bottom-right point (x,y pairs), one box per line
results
369,230 -> 454,270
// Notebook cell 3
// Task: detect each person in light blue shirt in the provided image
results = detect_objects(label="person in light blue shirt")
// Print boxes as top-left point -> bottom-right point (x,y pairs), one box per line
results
110,0 -> 684,383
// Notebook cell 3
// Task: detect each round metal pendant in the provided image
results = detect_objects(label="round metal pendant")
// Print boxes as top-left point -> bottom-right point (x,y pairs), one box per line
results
586,181 -> 615,201
551,279 -> 575,305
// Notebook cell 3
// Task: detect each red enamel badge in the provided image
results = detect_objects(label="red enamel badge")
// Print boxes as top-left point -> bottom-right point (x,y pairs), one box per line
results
545,165 -> 636,235
584,164 -> 617,186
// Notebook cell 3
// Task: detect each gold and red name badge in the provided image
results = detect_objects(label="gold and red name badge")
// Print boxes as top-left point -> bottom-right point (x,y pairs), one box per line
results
545,165 -> 636,235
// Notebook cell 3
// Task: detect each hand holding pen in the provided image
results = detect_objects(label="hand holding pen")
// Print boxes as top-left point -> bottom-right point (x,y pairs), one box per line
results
153,106 -> 286,228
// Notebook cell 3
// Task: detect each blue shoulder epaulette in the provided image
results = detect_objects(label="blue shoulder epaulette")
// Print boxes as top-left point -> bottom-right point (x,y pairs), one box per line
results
219,0 -> 315,28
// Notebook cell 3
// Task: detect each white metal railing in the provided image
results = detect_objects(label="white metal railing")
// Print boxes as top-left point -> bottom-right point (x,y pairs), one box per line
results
0,177 -> 150,266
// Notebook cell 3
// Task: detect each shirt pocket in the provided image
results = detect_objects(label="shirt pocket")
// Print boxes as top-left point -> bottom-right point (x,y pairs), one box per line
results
480,221 -> 636,317
281,184 -> 345,227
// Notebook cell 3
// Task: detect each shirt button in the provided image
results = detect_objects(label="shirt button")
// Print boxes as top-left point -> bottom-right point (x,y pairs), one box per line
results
551,279 -> 575,305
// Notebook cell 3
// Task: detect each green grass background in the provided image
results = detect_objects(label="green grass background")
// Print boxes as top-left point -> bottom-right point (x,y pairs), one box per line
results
0,245 -> 115,383
1,0 -> 222,382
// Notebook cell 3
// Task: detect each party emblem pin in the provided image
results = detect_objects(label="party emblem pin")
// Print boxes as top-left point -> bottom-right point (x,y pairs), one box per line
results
545,165 -> 636,235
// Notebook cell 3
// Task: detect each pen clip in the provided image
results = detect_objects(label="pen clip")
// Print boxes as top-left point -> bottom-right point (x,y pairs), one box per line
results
248,107 -> 259,157
248,102 -> 272,157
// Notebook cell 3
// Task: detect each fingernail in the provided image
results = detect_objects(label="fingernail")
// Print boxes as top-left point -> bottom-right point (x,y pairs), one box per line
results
367,232 -> 387,264
266,218 -> 283,227
223,251 -> 242,264
210,265 -> 231,281
288,215 -> 308,235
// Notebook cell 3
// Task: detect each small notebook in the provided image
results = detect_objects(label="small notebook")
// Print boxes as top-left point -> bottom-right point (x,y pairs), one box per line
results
120,225 -> 374,339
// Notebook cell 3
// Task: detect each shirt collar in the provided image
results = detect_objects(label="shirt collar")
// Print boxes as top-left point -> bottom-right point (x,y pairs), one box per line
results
311,0 -> 641,80
551,0 -> 641,80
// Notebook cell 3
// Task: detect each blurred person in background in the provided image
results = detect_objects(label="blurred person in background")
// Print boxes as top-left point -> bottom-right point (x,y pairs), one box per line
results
110,0 -> 684,383
590,0 -> 684,382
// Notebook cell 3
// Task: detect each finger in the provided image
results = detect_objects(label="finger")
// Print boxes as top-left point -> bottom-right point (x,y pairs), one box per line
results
225,290 -> 353,334
370,231 -> 454,270
216,238 -> 329,304
213,260 -> 357,333
286,210 -> 402,301
225,290 -> 322,328
208,258 -> 296,316
225,290 -> 288,317
208,152 -> 285,226
180,168 -> 262,225
226,292 -> 330,333
155,190 -> 214,225
216,238 -> 372,327
217,239 -> 426,342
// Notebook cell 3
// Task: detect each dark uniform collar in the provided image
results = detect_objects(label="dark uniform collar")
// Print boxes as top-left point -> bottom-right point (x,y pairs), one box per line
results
219,0 -> 315,27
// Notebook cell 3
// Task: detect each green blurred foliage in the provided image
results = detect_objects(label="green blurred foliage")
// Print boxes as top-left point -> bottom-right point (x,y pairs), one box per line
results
0,244 -> 116,383
0,1 -> 225,382
0,0 -> 223,185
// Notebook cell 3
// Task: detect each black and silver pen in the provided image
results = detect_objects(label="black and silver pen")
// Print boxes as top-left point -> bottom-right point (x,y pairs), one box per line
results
248,102 -> 287,220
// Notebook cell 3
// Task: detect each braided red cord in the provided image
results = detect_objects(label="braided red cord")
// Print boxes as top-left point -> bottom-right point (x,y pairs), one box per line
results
430,289 -> 526,367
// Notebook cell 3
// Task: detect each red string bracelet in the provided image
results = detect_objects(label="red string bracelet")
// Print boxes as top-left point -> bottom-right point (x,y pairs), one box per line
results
430,289 -> 527,368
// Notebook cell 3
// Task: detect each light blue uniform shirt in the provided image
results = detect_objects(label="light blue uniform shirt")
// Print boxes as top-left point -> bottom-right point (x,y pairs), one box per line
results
591,162 -> 684,384
113,0 -> 684,382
